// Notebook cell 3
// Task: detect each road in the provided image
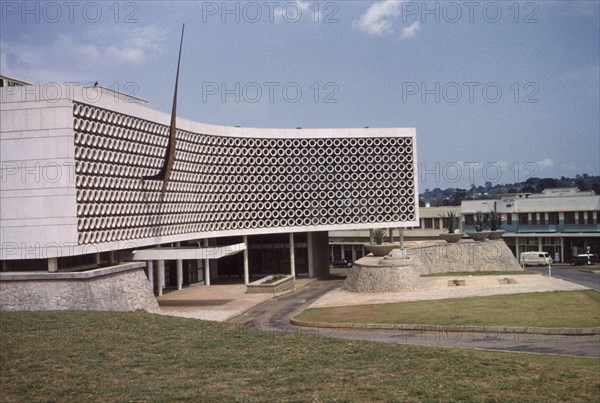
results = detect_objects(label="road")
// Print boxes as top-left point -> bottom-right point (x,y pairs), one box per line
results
230,276 -> 600,358
527,265 -> 600,290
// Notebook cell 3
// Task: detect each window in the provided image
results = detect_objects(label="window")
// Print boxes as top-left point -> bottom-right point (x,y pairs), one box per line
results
519,213 -> 528,225
423,218 -> 433,229
531,214 -> 537,226
564,212 -> 575,225
434,219 -> 440,230
506,214 -> 512,225
591,211 -> 598,224
538,213 -> 545,225
548,212 -> 559,225
578,212 -> 585,224
464,214 -> 474,226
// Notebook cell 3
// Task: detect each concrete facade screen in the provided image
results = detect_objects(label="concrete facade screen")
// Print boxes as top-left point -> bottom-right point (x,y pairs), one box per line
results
73,101 -> 418,244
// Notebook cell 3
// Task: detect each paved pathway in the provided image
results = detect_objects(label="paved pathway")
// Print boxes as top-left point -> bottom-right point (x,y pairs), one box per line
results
231,275 -> 600,358
155,274 -> 599,358
528,265 -> 600,291
310,273 -> 589,308
156,279 -> 318,321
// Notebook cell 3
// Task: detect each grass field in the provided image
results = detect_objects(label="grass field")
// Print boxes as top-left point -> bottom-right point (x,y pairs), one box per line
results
294,291 -> 600,328
1,311 -> 599,402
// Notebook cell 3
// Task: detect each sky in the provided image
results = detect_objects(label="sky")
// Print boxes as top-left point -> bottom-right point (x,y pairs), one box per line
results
1,0 -> 599,190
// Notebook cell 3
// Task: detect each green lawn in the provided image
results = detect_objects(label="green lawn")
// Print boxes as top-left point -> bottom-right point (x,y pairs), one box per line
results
294,291 -> 600,328
1,311 -> 599,402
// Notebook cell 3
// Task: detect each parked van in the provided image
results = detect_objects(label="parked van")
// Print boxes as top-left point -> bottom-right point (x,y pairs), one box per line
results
520,251 -> 552,266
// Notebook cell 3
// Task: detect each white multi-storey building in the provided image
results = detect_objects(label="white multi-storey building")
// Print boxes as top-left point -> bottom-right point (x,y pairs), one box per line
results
0,81 -> 419,295
461,188 -> 600,262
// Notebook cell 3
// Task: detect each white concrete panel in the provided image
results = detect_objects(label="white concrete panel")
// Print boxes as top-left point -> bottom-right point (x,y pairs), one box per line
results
1,193 -> 75,219
1,134 -> 74,160
10,109 -> 27,131
1,223 -> 78,260
25,108 -> 42,130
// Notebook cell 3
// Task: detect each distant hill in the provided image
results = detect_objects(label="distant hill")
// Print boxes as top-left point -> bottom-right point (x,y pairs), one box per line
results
419,174 -> 600,207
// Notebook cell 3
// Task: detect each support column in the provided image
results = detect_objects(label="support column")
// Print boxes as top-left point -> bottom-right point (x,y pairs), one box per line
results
389,228 -> 394,243
515,237 -> 520,262
157,260 -> 165,297
538,237 -> 543,252
341,245 -> 345,260
94,253 -> 101,265
109,251 -> 116,264
560,237 -> 564,263
197,259 -> 204,283
308,233 -> 315,277
48,257 -> 58,273
289,233 -> 296,278
308,231 -> 330,278
146,260 -> 154,293
243,235 -> 249,285
204,239 -> 210,286
176,260 -> 183,290
351,245 -> 357,262
399,228 -> 405,249
175,242 -> 183,290
330,245 -> 334,262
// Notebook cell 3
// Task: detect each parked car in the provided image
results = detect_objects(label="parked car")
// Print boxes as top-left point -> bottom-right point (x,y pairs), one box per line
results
519,252 -> 552,266
331,259 -> 353,268
569,254 -> 598,266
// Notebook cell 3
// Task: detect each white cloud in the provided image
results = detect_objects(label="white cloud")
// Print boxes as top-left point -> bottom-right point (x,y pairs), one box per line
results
1,25 -> 167,83
274,1 -> 317,22
400,20 -> 420,39
536,158 -> 555,168
353,0 -> 402,35
354,0 -> 420,39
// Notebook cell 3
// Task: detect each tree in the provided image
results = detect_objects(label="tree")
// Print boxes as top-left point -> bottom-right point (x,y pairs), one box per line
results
575,178 -> 591,191
451,189 -> 468,206
535,178 -> 558,193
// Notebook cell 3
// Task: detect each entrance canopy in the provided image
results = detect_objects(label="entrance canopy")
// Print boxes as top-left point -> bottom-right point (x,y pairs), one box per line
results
132,243 -> 246,260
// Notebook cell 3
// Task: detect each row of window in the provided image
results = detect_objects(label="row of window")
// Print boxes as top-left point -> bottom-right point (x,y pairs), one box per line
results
463,211 -> 599,226
408,211 -> 599,231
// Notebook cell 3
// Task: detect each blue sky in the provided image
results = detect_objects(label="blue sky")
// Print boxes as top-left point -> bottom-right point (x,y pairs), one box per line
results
1,0 -> 598,189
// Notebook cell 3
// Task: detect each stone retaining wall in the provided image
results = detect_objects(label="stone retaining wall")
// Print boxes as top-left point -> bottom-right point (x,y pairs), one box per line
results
405,240 -> 522,275
342,266 -> 421,293
0,263 -> 159,312
246,275 -> 295,294
342,240 -> 522,293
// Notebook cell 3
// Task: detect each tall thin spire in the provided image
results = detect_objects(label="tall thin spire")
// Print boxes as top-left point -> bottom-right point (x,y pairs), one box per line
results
142,23 -> 185,202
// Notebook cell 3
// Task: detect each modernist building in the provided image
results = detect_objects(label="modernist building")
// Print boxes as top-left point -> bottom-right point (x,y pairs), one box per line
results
0,82 -> 419,295
461,188 -> 600,262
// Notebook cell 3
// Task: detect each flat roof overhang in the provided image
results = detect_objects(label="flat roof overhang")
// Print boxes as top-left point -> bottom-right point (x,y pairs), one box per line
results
131,243 -> 246,260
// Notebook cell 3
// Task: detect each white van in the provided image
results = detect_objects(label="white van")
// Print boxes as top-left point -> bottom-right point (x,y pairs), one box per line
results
520,251 -> 552,266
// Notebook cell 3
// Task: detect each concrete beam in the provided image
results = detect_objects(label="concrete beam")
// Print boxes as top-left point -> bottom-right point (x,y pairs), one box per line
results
131,243 -> 246,261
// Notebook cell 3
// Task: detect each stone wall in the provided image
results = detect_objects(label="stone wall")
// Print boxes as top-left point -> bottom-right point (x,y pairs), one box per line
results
246,275 -> 295,294
342,240 -> 522,293
405,239 -> 522,275
0,263 -> 159,312
342,265 -> 421,293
